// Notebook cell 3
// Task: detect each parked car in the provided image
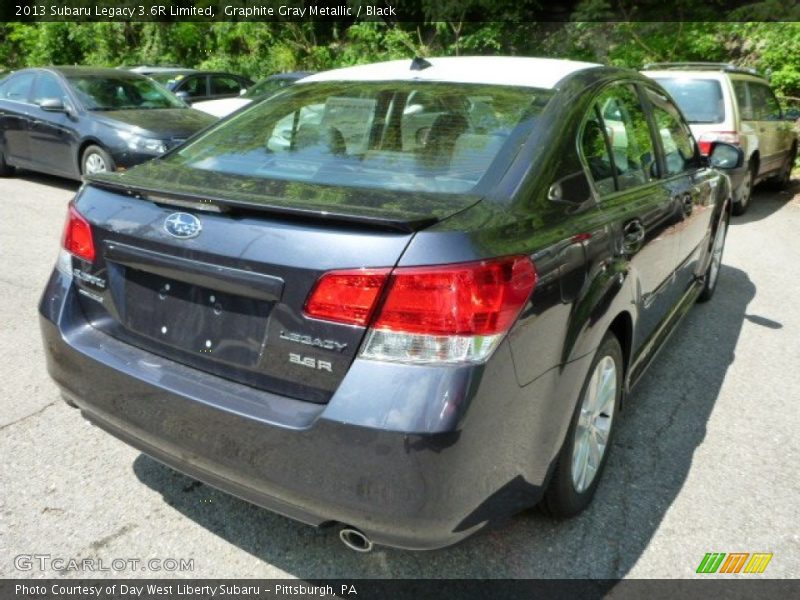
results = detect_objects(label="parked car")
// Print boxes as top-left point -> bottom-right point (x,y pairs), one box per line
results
193,71 -> 314,118
147,69 -> 253,104
0,67 -> 216,179
39,56 -> 740,551
642,62 -> 797,215
125,65 -> 191,74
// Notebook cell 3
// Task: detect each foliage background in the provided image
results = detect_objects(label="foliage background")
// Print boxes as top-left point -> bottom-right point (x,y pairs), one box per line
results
2,7 -> 800,97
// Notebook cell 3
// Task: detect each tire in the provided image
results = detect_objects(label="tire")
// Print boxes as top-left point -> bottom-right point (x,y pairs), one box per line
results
542,333 -> 623,517
770,146 -> 796,190
697,208 -> 729,303
80,145 -> 114,176
732,162 -> 756,216
0,149 -> 15,177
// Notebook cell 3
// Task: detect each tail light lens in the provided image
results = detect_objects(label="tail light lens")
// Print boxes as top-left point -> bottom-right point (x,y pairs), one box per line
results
304,268 -> 391,326
305,256 -> 537,364
61,204 -> 95,262
697,131 -> 740,156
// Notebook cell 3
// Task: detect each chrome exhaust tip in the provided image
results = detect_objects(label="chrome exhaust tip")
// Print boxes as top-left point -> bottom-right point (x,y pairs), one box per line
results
339,527 -> 374,553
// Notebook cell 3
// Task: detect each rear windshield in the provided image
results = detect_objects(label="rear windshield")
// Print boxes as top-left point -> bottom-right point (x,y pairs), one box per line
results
653,77 -> 725,124
168,81 -> 551,194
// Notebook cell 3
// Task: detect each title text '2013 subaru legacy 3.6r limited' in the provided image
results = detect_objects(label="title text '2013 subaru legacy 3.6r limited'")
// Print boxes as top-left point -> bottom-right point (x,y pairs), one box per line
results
39,57 -> 742,551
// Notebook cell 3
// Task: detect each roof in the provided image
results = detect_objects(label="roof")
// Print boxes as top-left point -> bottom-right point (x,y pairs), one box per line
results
300,56 -> 602,89
128,66 -> 196,75
47,66 -> 151,78
267,71 -> 315,81
642,62 -> 763,77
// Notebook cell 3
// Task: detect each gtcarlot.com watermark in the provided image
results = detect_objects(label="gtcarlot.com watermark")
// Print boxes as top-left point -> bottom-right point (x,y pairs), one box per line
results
14,554 -> 194,573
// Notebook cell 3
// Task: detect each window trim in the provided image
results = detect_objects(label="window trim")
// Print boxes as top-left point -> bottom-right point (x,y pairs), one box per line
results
639,82 -> 702,180
576,103 -> 618,198
577,79 -> 663,199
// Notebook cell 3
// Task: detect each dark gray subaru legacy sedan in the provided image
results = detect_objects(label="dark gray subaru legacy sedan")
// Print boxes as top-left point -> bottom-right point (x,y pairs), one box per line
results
39,57 -> 742,551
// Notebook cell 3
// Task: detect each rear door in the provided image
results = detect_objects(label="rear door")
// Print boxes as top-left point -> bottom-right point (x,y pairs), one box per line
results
176,74 -> 209,102
748,80 -> 792,173
582,82 -> 683,346
0,71 -> 37,164
642,85 -> 717,291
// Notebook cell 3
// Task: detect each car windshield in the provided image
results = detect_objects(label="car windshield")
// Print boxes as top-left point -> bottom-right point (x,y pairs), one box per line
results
169,81 -> 551,194
653,77 -> 725,124
67,75 -> 185,110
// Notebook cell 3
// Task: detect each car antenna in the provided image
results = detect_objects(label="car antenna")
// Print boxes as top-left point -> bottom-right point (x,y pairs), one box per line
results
410,57 -> 432,71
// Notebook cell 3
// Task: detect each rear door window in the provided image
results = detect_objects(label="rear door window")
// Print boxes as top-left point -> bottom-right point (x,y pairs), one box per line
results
749,82 -> 782,120
596,84 -> 657,190
210,75 -> 243,97
179,75 -> 207,99
644,88 -> 698,176
653,77 -> 725,124
580,107 -> 616,196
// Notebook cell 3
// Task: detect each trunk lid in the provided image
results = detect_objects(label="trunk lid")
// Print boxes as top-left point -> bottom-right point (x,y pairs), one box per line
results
71,176 -> 476,403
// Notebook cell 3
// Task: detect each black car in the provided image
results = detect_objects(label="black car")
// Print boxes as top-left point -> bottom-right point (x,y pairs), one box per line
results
146,69 -> 253,103
0,67 -> 216,179
39,57 -> 742,551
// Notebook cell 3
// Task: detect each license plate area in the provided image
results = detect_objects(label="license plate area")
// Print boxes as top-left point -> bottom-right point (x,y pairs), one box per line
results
123,268 -> 270,366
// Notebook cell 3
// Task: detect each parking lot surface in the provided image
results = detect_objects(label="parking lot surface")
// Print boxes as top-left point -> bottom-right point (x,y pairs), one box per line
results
1,172 -> 799,578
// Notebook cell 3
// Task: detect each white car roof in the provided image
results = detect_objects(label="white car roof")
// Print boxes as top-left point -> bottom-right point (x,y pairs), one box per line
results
643,70 -> 728,80
300,57 -> 602,90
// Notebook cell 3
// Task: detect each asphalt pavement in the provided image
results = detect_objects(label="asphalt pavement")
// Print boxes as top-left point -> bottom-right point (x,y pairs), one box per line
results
1,171 -> 798,578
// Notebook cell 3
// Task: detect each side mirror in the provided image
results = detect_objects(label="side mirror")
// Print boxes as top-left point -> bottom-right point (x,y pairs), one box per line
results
175,91 -> 189,101
548,171 -> 593,205
708,142 -> 744,170
39,98 -> 65,112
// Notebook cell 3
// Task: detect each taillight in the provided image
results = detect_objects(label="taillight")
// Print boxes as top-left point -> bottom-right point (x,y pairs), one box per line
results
697,131 -> 740,156
305,256 -> 537,364
61,204 -> 96,262
304,268 -> 391,326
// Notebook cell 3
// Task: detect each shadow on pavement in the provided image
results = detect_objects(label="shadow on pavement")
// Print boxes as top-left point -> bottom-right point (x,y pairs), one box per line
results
735,179 -> 799,224
15,170 -> 80,193
133,264 -> 756,578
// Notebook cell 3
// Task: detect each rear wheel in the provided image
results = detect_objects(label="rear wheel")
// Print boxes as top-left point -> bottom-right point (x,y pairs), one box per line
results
0,149 -> 15,177
732,163 -> 755,216
81,145 -> 114,176
542,333 -> 623,517
698,209 -> 729,303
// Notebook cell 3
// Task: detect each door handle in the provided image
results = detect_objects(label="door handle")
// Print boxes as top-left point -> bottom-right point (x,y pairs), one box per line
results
622,219 -> 645,252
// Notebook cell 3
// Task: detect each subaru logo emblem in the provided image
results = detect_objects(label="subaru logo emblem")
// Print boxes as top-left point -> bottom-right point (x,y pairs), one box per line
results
164,212 -> 202,239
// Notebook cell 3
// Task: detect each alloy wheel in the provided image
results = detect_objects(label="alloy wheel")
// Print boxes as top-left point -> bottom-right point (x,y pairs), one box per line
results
571,355 -> 617,493
83,153 -> 108,175
739,169 -> 753,209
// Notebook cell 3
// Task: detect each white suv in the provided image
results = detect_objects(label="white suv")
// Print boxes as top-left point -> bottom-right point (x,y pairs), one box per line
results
643,62 -> 797,215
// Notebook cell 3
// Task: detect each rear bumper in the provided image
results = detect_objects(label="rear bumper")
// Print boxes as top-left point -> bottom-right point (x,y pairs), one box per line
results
39,269 -> 588,550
